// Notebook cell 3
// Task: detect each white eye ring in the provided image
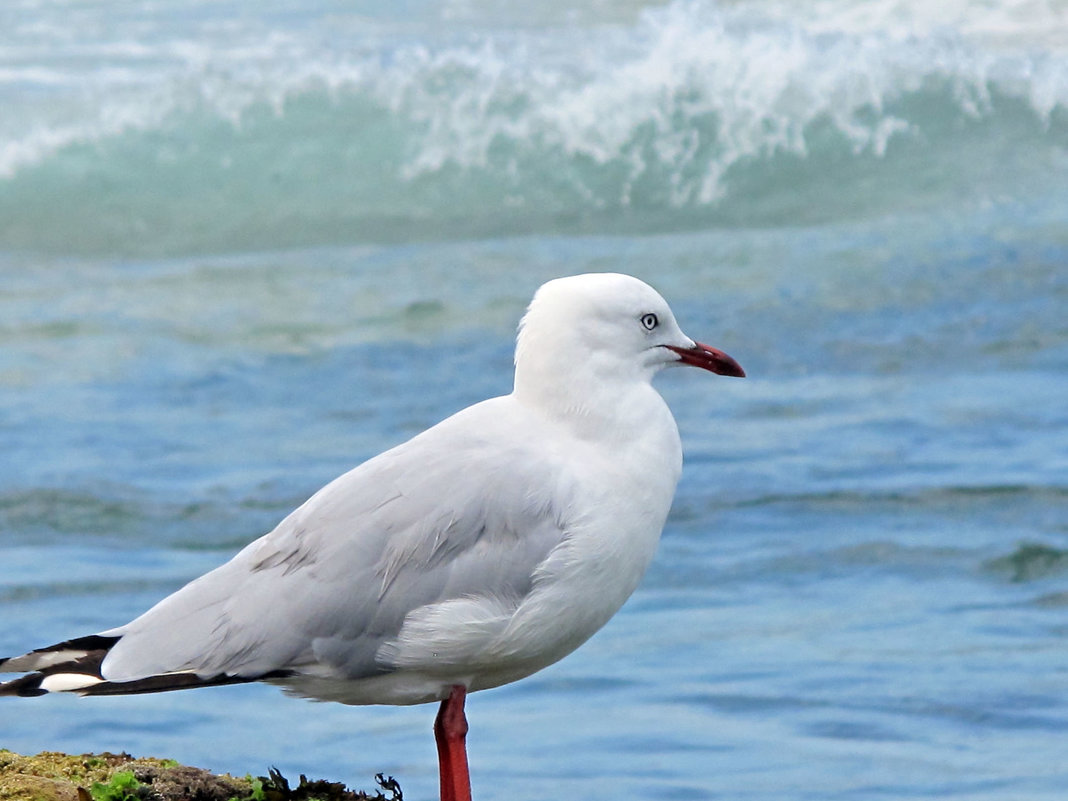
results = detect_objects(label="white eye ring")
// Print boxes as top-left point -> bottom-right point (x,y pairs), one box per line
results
640,313 -> 659,331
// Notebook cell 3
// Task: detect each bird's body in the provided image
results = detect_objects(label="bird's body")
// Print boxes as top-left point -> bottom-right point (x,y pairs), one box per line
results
101,390 -> 679,705
1,272 -> 744,801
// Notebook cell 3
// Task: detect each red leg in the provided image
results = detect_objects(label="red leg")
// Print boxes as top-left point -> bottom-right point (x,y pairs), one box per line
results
434,684 -> 472,801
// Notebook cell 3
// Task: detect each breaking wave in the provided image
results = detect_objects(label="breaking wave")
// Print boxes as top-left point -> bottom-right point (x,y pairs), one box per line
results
1,0 -> 1066,254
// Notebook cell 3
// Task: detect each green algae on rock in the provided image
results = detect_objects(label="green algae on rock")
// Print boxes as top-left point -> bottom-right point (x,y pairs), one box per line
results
0,751 -> 401,801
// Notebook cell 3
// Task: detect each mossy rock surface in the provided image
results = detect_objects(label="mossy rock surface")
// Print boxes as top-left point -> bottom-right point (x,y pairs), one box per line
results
0,751 -> 178,801
0,751 -> 401,801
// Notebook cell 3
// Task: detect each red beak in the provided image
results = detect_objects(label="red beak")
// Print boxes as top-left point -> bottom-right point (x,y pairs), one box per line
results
665,342 -> 746,377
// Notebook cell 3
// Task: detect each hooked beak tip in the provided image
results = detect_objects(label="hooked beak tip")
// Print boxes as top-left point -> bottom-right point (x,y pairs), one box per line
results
666,343 -> 746,378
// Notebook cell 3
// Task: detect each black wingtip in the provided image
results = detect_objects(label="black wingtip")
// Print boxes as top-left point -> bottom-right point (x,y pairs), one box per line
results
0,673 -> 49,697
76,669 -> 296,696
37,634 -> 122,653
0,668 -> 297,698
2,631 -> 295,697
1,633 -> 121,696
0,633 -> 121,675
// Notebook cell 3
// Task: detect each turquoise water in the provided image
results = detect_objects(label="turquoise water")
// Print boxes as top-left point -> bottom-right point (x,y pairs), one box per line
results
2,1 -> 1068,799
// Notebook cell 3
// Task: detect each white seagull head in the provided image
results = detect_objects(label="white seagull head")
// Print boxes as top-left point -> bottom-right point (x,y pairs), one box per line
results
513,273 -> 743,414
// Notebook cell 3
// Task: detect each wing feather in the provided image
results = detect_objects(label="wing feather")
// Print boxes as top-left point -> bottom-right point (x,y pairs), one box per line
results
98,397 -> 574,687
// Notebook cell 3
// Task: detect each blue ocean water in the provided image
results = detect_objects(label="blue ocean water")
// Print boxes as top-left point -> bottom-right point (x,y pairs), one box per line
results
2,1 -> 1067,799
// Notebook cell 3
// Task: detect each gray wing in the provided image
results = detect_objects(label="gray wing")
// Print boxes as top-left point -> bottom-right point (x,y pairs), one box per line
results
100,397 -> 574,684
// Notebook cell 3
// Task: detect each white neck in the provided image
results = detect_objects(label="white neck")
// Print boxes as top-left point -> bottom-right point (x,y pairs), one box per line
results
512,337 -> 672,446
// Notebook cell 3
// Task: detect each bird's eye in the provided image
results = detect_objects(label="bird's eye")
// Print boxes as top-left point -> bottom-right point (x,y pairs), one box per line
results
640,313 -> 659,331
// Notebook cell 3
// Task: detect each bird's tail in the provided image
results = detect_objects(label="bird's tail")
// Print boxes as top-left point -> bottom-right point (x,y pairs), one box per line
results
0,634 -> 291,697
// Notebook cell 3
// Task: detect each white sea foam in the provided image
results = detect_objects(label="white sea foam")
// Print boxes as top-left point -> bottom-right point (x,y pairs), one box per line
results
2,0 -> 1064,178
0,0 -> 1065,252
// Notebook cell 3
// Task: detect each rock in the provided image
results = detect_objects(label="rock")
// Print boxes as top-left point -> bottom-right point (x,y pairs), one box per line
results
0,751 -> 401,801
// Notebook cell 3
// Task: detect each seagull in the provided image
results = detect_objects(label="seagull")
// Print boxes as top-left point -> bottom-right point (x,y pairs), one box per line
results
0,272 -> 744,801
